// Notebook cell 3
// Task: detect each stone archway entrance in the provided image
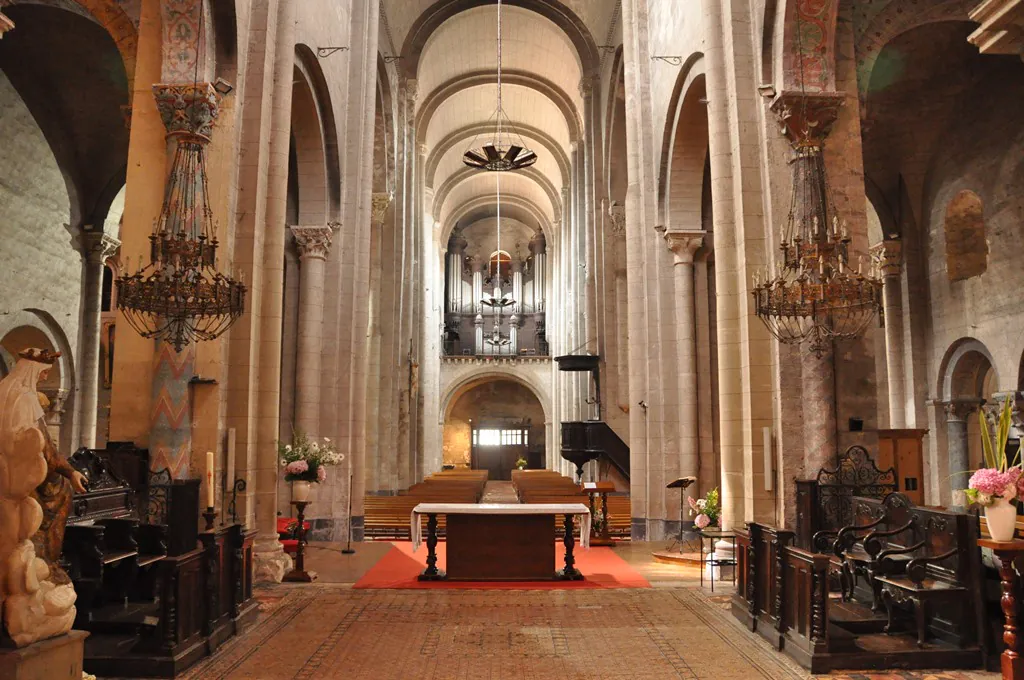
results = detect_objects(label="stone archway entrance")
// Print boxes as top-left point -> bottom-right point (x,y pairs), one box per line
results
443,378 -> 546,481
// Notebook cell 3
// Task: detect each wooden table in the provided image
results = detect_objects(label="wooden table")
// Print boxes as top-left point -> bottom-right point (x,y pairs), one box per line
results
412,503 -> 591,581
582,481 -> 616,547
978,538 -> 1024,679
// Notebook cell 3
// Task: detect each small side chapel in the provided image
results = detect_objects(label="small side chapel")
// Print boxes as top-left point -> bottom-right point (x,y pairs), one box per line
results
0,0 -> 1023,678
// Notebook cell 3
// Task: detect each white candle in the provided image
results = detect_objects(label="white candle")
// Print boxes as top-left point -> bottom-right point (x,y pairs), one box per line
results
206,450 -> 215,508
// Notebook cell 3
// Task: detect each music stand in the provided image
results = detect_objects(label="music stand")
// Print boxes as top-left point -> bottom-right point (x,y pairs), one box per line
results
665,476 -> 697,554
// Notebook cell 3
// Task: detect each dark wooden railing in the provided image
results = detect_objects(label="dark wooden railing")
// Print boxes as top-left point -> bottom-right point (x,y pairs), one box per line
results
733,522 -> 831,673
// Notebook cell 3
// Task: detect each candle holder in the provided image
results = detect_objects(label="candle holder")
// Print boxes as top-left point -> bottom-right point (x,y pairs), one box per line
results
283,501 -> 317,582
222,472 -> 246,525
202,506 -> 217,532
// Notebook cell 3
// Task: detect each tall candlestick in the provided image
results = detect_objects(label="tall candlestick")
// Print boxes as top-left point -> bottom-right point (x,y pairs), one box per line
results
206,450 -> 215,508
226,430 -> 236,490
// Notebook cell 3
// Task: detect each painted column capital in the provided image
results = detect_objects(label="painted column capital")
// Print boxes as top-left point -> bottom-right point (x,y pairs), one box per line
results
83,231 -> 121,264
969,0 -> 1024,60
152,82 -> 220,141
291,224 -> 338,261
664,230 -> 705,265
871,239 -> 903,277
944,397 -> 985,423
770,91 -> 845,146
371,192 -> 392,225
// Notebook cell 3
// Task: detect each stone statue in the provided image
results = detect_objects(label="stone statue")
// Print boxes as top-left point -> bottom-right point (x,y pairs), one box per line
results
0,348 -> 84,647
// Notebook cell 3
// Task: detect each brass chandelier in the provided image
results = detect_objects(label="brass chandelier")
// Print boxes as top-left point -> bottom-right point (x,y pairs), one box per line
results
116,4 -> 245,353
462,0 -> 537,172
752,136 -> 883,357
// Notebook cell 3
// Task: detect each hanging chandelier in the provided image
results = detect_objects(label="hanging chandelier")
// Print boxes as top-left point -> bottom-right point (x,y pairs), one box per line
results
462,0 -> 537,172
116,6 -> 245,353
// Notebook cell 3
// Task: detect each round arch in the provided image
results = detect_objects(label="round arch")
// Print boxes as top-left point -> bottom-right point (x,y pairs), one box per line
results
441,368 -> 552,426
400,0 -> 599,83
444,195 -> 556,248
434,166 -> 561,225
937,337 -> 999,401
295,44 -> 342,221
291,64 -> 329,225
0,309 -> 75,394
657,53 -> 707,230
426,121 -> 570,188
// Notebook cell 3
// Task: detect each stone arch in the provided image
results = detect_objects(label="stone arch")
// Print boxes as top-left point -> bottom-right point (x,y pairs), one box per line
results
68,0 -> 137,88
937,337 -> 998,402
657,53 -> 707,230
852,0 -> 974,97
433,166 -> 561,225
295,45 -> 341,221
415,70 -> 582,144
374,54 -> 397,195
291,59 -> 329,225
426,122 -> 570,189
943,189 -> 987,282
604,48 -> 627,208
441,368 -> 552,427
400,0 -> 599,83
445,195 -> 555,247
0,309 -> 75,395
761,0 -> 780,86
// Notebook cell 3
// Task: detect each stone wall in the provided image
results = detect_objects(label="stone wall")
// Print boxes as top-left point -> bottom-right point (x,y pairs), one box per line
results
0,70 -> 81,451
443,379 -> 547,469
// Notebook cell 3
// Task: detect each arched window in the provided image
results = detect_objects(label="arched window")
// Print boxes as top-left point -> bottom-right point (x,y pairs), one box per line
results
488,250 -> 511,281
101,265 -> 114,312
944,190 -> 987,282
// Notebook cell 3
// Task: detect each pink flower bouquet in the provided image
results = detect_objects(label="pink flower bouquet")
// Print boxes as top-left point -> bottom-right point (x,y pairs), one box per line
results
964,398 -> 1022,507
277,430 -> 345,484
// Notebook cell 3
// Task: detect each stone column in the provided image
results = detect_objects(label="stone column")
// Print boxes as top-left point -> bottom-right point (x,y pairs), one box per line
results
946,398 -> 984,508
290,225 -> 336,436
873,239 -> 906,428
665,230 -> 704,503
79,231 -> 120,448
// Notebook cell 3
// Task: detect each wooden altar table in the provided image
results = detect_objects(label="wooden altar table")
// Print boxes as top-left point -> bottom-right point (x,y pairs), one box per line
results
411,503 -> 591,581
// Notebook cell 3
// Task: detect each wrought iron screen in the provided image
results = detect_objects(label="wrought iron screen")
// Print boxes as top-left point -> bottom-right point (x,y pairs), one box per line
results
144,467 -> 172,525
816,445 -> 897,531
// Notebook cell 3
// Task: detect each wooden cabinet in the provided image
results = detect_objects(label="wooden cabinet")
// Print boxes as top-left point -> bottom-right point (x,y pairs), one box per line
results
876,429 -> 927,505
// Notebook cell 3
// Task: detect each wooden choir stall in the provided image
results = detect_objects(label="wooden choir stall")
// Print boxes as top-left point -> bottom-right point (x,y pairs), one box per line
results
61,444 -> 257,678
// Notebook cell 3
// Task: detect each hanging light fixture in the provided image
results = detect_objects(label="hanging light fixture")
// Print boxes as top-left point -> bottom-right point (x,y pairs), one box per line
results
752,10 -> 882,358
116,3 -> 246,353
462,0 -> 538,172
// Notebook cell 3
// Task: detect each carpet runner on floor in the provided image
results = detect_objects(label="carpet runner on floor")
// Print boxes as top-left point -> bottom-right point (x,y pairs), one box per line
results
353,541 -> 650,589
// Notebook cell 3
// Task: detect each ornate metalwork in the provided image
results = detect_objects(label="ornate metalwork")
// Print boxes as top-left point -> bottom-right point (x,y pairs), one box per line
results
816,445 -> 896,531
145,468 -> 173,526
116,105 -> 245,352
651,56 -> 684,66
316,47 -> 349,58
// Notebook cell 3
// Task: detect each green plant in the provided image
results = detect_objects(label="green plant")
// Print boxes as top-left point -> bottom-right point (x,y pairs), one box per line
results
515,457 -> 528,470
980,397 -> 1020,472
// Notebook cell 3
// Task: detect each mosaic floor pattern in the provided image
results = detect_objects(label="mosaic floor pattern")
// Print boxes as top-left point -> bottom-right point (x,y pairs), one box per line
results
180,585 -> 997,680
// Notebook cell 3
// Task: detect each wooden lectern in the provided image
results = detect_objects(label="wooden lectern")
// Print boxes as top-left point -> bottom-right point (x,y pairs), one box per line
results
581,481 -> 616,546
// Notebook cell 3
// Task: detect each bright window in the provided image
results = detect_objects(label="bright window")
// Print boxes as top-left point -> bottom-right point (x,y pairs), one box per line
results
472,428 -> 528,447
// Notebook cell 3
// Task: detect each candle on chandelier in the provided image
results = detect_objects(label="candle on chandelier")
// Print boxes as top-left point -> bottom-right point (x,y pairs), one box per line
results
206,450 -> 215,508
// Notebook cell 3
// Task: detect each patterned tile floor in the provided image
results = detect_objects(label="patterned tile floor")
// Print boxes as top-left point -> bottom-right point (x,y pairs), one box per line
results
175,543 -> 998,680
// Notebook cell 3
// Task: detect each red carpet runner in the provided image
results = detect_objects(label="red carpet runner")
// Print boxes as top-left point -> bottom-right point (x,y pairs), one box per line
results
354,542 -> 650,589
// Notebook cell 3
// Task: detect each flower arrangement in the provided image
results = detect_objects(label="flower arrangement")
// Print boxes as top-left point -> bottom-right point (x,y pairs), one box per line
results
515,457 -> 528,471
688,487 -> 720,530
277,430 -> 344,484
965,398 -> 1022,507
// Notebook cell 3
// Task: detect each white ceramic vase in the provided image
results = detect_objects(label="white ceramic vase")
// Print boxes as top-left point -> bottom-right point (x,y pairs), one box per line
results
292,480 -> 311,503
985,495 -> 1017,542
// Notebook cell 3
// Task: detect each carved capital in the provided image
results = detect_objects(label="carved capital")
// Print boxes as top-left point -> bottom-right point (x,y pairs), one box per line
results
578,76 -> 595,100
969,0 -> 1024,59
770,91 -> 845,147
42,388 -> 70,426
607,203 -> 626,237
664,230 -> 705,265
871,239 -> 902,277
944,398 -> 985,423
371,192 -> 392,225
83,231 -> 121,265
404,78 -> 418,105
992,391 -> 1024,429
528,233 -> 547,255
153,83 -> 219,140
291,224 -> 338,261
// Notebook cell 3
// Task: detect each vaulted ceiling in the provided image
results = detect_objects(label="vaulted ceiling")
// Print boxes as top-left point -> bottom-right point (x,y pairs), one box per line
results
381,0 -> 618,246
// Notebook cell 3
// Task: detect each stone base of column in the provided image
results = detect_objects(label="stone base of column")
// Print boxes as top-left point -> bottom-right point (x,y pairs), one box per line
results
253,534 -> 293,583
0,631 -> 89,680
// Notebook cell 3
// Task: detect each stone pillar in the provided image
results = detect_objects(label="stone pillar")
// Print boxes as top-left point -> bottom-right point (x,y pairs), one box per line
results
946,398 -> 984,508
79,231 -> 120,448
873,239 -> 906,428
665,230 -> 704,503
290,225 -> 337,435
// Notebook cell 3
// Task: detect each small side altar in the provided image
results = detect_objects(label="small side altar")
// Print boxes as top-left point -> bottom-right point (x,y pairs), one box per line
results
411,503 -> 590,581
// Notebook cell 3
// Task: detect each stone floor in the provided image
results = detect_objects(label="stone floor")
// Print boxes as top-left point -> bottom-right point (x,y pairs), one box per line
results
176,541 -> 997,680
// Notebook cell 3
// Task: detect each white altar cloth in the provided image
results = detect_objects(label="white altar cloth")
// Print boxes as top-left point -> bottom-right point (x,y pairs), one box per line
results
411,503 -> 591,552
